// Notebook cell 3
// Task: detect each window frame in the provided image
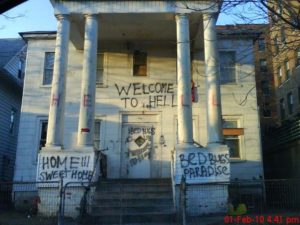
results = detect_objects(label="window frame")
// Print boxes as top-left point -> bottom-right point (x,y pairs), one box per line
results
287,92 -> 294,114
222,117 -> 244,160
259,59 -> 268,72
279,98 -> 286,120
9,108 -> 17,135
219,51 -> 237,85
133,51 -> 147,77
42,52 -> 55,86
285,60 -> 290,79
296,48 -> 300,67
33,116 -> 48,163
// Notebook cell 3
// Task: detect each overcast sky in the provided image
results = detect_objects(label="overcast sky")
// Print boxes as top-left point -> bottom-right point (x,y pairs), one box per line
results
0,0 -> 261,39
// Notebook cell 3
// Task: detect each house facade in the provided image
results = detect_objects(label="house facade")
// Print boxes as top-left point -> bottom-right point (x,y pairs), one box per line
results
14,0 -> 263,217
0,38 -> 26,181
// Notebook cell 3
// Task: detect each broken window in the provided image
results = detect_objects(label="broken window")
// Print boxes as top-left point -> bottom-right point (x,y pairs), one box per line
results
133,51 -> 147,76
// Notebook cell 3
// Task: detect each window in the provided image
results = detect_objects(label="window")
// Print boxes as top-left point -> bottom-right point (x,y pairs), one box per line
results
278,67 -> 282,84
94,120 -> 101,150
285,60 -> 290,79
39,121 -> 48,150
296,48 -> 300,67
220,51 -> 236,84
261,80 -> 270,96
263,103 -> 271,117
258,38 -> 266,52
287,92 -> 293,114
43,52 -> 55,85
133,51 -> 147,76
280,98 -> 285,120
222,119 -> 244,159
281,26 -> 286,44
259,59 -> 267,72
96,54 -> 104,86
298,87 -> 300,104
274,36 -> 279,54
9,108 -> 16,134
18,59 -> 24,79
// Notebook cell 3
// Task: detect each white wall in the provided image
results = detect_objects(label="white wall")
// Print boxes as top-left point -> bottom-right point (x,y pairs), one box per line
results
14,36 -> 263,181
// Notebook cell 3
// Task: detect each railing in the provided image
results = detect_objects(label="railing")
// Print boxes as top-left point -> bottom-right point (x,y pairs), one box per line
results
181,179 -> 300,224
58,148 -> 108,225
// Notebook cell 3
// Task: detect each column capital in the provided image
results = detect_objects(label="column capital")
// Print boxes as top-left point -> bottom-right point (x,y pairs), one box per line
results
55,14 -> 70,21
84,13 -> 99,20
175,13 -> 189,22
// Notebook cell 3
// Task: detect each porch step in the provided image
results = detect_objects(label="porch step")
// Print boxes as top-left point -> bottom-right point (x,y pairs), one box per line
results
85,178 -> 176,225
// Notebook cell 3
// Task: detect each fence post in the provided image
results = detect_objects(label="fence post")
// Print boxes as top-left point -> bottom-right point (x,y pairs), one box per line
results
58,178 -> 64,225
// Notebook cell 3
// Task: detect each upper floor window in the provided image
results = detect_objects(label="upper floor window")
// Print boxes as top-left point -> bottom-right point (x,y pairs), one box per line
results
133,51 -> 147,76
263,103 -> 271,118
287,92 -> 294,114
296,48 -> 300,67
280,98 -> 285,120
96,54 -> 104,86
259,59 -> 268,72
278,66 -> 282,84
220,51 -> 236,84
9,108 -> 17,134
222,119 -> 244,159
18,59 -> 25,79
261,80 -> 270,96
258,38 -> 266,52
285,60 -> 290,79
43,52 -> 55,85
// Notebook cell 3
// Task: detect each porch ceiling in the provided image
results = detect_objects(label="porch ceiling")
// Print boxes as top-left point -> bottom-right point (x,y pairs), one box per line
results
70,13 -> 204,50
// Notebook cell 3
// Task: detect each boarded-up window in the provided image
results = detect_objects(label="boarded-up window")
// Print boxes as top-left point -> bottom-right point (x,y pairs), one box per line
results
220,51 -> 236,84
43,52 -> 54,85
133,51 -> 147,76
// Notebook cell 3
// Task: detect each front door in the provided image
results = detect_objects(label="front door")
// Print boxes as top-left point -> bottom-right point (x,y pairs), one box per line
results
121,121 -> 160,178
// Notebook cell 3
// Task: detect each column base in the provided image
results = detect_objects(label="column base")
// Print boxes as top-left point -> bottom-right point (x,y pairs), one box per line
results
41,145 -> 63,151
173,143 -> 230,216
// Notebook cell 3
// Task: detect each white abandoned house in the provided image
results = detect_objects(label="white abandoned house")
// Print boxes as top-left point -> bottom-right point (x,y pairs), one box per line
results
13,0 -> 263,221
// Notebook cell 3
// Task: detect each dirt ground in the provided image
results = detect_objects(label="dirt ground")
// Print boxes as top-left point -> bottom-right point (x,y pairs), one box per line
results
0,211 -> 77,225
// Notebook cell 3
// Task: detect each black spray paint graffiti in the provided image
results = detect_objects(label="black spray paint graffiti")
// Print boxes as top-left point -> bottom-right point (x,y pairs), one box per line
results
115,83 -> 177,108
127,127 -> 155,167
179,152 -> 230,179
38,155 -> 93,181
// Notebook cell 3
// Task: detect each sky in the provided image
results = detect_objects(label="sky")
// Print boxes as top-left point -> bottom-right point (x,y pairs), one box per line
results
0,0 -> 262,39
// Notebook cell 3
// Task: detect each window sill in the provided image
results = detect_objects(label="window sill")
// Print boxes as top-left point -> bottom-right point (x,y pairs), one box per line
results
229,158 -> 246,163
40,84 -> 52,88
96,84 -> 108,88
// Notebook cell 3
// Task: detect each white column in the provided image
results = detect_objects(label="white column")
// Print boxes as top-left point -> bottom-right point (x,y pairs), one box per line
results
46,14 -> 70,148
203,13 -> 223,144
77,14 -> 98,147
176,14 -> 193,144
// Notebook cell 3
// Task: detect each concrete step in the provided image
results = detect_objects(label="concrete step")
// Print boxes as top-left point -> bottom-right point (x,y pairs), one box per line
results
85,213 -> 176,225
90,206 -> 175,216
93,192 -> 172,200
97,184 -> 171,193
91,198 -> 173,207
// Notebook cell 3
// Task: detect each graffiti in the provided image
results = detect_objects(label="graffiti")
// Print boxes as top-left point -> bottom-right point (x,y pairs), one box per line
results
37,153 -> 94,182
83,94 -> 92,107
177,151 -> 230,182
126,126 -> 155,167
115,83 -> 177,108
51,94 -> 59,106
